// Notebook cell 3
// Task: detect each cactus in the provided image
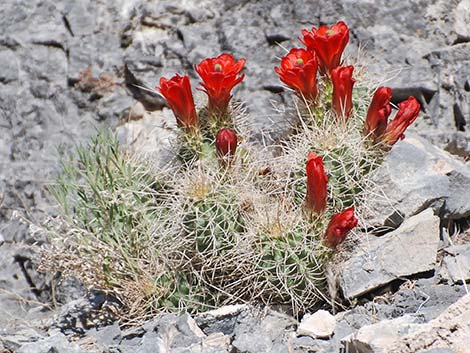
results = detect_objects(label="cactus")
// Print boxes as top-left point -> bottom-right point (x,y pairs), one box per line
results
40,22 -> 422,321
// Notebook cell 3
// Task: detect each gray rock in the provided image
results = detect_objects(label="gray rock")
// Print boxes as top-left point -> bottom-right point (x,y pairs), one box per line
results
84,322 -> 122,347
367,136 -> 470,228
0,327 -> 44,352
1,0 -> 470,348
231,309 -> 296,353
337,277 -> 466,330
16,333 -> 86,353
442,244 -> 470,284
116,105 -> 178,169
342,314 -> 420,353
0,243 -> 51,329
340,209 -> 440,299
454,0 -> 470,41
387,294 -> 470,353
196,304 -> 248,336
53,276 -> 87,304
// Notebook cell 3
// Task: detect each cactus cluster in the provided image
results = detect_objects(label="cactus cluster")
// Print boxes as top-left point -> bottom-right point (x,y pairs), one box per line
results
41,21 -> 421,320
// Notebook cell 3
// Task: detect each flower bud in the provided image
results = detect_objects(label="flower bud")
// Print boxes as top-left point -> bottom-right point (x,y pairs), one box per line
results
331,65 -> 355,120
364,87 -> 392,141
305,152 -> 328,214
158,74 -> 198,129
215,128 -> 238,164
324,207 -> 358,248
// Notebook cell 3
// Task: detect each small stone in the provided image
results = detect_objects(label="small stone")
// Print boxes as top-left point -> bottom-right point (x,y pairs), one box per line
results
177,313 -> 206,338
442,245 -> 470,284
297,310 -> 336,339
202,332 -> 231,350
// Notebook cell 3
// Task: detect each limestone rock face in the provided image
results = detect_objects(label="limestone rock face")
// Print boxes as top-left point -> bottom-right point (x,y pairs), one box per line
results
116,104 -> 178,169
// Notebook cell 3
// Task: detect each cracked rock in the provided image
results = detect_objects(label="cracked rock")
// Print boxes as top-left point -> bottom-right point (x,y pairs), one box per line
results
366,135 -> 470,228
340,209 -> 440,299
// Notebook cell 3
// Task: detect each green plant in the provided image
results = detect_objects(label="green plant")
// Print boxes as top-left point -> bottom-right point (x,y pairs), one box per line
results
41,21 -> 422,322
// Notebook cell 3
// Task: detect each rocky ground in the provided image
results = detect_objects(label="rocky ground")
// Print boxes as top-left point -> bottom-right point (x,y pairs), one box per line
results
1,0 -> 469,352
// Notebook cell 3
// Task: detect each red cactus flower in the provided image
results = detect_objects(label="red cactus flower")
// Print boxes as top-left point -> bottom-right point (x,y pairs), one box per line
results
274,48 -> 319,102
195,53 -> 245,115
158,74 -> 198,129
364,87 -> 392,141
382,96 -> 421,146
331,65 -> 355,120
324,207 -> 358,248
215,128 -> 238,164
300,21 -> 349,75
305,152 -> 328,214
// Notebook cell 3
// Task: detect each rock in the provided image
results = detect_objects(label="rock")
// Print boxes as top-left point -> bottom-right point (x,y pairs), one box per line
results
16,333 -> 86,353
231,309 -> 296,353
0,327 -> 44,352
196,304 -> 248,336
177,314 -> 206,338
340,209 -> 440,299
202,333 -> 231,350
367,135 -> 470,228
342,314 -> 421,353
442,244 -> 470,284
454,0 -> 470,42
84,322 -> 121,347
336,277 -> 466,331
53,276 -> 87,304
387,294 -> 470,353
0,243 -> 51,329
116,106 -> 178,169
297,310 -> 336,339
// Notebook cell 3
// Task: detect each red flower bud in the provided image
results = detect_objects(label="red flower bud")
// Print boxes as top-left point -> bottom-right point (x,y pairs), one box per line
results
331,65 -> 355,120
158,74 -> 198,129
300,21 -> 349,75
305,152 -> 328,214
195,53 -> 245,115
364,87 -> 392,141
382,96 -> 421,146
274,48 -> 319,102
324,207 -> 358,248
215,128 -> 238,163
